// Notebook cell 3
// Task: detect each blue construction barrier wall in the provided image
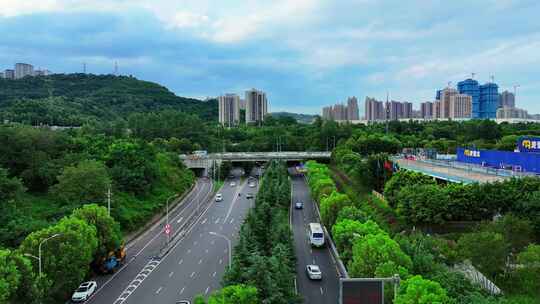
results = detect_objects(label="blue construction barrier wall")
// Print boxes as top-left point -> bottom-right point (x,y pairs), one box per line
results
457,148 -> 540,174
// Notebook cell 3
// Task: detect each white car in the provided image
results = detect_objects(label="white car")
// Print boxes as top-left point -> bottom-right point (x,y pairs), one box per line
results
215,193 -> 223,202
71,281 -> 97,302
249,183 -> 256,188
306,265 -> 322,280
230,182 -> 236,187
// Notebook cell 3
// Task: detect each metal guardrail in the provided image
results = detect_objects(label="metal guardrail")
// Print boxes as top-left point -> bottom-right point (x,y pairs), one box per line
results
180,151 -> 332,161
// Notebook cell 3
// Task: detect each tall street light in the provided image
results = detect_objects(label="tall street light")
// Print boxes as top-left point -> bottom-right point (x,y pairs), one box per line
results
25,233 -> 62,276
209,232 -> 231,268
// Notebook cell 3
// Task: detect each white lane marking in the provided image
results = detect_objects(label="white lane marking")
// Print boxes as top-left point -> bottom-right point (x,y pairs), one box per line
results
155,286 -> 163,294
178,259 -> 183,265
190,271 -> 196,278
201,218 -> 207,224
176,217 -> 183,223
320,287 -> 324,295
219,259 -> 223,264
224,248 -> 228,253
168,271 -> 174,278
230,218 -> 234,224
194,241 -> 198,246
205,249 -> 209,253
211,240 -> 215,245
212,271 -> 217,277
200,233 -> 203,238
113,259 -> 161,304
219,225 -> 223,231
180,286 -> 185,294
198,259 -> 203,264
187,249 -> 191,254
215,218 -> 220,224
205,286 -> 210,295
313,258 -> 316,264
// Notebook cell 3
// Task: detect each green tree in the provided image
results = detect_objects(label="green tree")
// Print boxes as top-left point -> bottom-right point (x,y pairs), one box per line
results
206,284 -> 258,304
0,249 -> 20,303
105,140 -> 158,195
395,275 -> 451,304
320,190 -> 352,229
516,244 -> 540,295
332,219 -> 384,265
51,160 -> 111,205
457,231 -> 509,278
396,184 -> 449,225
0,167 -> 25,202
336,206 -> 366,223
384,171 -> 436,209
71,204 -> 122,261
348,233 -> 412,278
19,217 -> 98,301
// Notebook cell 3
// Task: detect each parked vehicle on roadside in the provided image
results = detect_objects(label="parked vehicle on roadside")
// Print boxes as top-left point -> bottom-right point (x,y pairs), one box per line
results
71,281 -> 97,302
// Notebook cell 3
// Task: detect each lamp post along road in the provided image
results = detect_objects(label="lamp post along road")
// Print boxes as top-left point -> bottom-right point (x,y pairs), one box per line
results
29,233 -> 62,276
209,232 -> 231,268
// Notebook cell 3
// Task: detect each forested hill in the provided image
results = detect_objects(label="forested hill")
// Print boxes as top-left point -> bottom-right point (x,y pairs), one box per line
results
0,74 -> 217,126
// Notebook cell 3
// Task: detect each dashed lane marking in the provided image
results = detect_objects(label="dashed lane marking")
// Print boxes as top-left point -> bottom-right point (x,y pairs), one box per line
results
155,286 -> 163,294
178,259 -> 183,265
169,271 -> 174,278
113,258 -> 161,304
205,286 -> 210,295
212,271 -> 216,277
180,286 -> 185,294
190,271 -> 196,278
177,217 -> 183,223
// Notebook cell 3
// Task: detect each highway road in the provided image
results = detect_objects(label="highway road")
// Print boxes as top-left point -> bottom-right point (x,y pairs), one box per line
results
290,168 -> 339,304
87,168 -> 258,303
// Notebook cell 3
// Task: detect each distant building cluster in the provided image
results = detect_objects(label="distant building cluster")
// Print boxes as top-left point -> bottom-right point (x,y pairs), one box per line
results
364,98 -> 413,121
1,62 -> 51,79
218,88 -> 268,127
359,76 -> 536,123
322,97 -> 359,121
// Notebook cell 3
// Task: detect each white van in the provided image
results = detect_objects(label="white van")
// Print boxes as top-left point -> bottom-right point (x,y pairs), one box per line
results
308,223 -> 325,247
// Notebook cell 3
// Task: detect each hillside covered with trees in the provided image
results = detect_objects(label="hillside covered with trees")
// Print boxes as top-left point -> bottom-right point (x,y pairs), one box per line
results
0,74 -> 217,125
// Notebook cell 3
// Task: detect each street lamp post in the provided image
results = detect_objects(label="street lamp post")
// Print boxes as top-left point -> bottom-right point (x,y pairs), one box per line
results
27,233 -> 61,276
166,194 -> 178,244
209,232 -> 231,268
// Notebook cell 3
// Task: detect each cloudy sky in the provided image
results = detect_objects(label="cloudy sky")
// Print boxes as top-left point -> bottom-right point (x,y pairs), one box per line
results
1,0 -> 540,114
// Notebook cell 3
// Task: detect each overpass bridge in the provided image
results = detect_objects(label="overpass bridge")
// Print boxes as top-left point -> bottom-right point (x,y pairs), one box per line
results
180,151 -> 331,171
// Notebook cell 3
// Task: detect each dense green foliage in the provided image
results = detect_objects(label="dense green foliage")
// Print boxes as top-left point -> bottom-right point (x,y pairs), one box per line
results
223,161 -> 297,304
194,284 -> 259,304
0,124 -> 194,248
0,74 -> 217,125
395,275 -> 451,304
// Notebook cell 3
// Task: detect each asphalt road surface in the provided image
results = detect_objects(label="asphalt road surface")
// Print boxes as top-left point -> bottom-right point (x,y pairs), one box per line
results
290,169 -> 339,304
86,168 -> 258,303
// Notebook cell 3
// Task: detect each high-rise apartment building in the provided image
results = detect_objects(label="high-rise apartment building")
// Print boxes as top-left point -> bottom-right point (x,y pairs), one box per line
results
420,102 -> 434,119
497,107 -> 528,119
245,88 -> 268,125
0,72 -> 3,79
4,69 -> 15,79
439,88 -> 458,119
364,97 -> 385,121
15,63 -> 34,79
499,90 -> 515,108
403,102 -> 413,119
34,69 -> 51,76
434,101 -> 441,119
457,78 -> 480,118
346,96 -> 359,120
218,94 -> 241,127
479,82 -> 499,119
449,94 -> 472,119
332,104 -> 347,120
322,106 -> 334,120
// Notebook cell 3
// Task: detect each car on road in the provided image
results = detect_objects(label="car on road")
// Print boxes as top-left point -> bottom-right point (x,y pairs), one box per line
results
295,201 -> 303,209
249,181 -> 256,187
306,265 -> 322,280
71,281 -> 97,302
246,193 -> 254,199
175,301 -> 190,304
215,193 -> 223,202
230,181 -> 236,187
229,174 -> 235,178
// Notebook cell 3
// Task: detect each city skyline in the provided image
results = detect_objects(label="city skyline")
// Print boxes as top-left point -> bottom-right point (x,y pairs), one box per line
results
1,1 -> 540,114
